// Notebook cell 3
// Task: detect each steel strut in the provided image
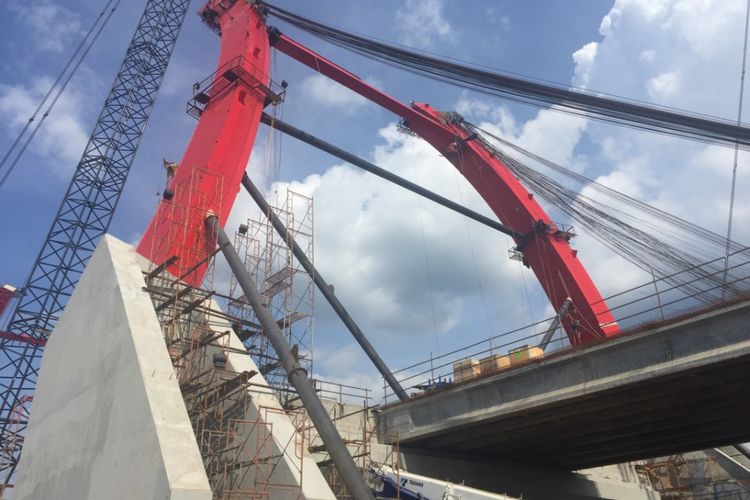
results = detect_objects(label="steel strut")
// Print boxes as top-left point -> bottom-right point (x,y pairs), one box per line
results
207,215 -> 375,500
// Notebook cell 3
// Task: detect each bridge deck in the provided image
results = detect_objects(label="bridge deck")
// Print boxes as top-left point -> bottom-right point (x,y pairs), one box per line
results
377,299 -> 750,470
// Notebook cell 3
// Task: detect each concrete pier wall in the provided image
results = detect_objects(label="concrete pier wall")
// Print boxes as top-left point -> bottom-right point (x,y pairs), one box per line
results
194,297 -> 336,500
13,235 -> 336,499
14,236 -> 212,500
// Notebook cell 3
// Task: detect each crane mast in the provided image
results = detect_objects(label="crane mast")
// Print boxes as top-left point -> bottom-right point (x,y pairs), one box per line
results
0,0 -> 191,491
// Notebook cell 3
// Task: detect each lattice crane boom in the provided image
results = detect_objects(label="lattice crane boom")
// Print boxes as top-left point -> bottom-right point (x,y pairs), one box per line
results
0,0 -> 191,491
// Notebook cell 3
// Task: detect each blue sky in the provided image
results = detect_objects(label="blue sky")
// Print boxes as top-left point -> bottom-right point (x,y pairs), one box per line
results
1,0 -> 748,396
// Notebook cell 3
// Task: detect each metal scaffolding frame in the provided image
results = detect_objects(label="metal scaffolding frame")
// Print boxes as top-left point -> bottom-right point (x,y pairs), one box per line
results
144,264 -> 309,499
228,189 -> 315,404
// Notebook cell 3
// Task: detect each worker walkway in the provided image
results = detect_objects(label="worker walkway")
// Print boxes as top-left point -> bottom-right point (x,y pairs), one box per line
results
377,298 -> 750,470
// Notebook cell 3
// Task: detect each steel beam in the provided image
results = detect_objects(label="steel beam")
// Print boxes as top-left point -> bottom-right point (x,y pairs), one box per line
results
206,215 -> 374,500
259,113 -> 523,239
241,173 -> 408,402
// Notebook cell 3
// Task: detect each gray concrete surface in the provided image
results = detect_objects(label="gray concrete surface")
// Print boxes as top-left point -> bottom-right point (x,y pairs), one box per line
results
378,299 -> 750,469
399,448 -> 659,500
13,235 -> 212,500
310,399 -> 659,499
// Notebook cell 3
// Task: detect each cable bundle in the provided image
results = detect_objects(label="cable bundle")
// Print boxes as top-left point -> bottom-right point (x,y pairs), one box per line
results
463,121 -> 750,303
263,2 -> 750,149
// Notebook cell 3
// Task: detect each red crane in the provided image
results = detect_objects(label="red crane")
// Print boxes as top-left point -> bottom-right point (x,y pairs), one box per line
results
137,0 -> 620,346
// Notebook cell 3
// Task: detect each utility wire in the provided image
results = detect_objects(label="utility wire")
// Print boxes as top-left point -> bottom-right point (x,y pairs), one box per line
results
0,0 -> 120,192
262,2 -> 750,149
723,0 -> 750,292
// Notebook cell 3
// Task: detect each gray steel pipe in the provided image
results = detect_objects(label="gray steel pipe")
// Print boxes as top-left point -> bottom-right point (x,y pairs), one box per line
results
260,112 -> 524,240
241,173 -> 409,402
206,215 -> 374,500
539,297 -> 572,351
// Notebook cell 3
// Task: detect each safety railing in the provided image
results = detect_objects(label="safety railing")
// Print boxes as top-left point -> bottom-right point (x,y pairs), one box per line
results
381,249 -> 750,404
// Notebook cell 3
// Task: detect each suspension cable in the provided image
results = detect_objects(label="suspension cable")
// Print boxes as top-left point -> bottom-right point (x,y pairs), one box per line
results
462,121 -> 750,304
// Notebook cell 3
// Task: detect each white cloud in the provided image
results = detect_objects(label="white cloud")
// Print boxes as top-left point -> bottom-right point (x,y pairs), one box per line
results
395,0 -> 456,49
573,42 -> 599,88
580,0 -> 750,226
473,106 -> 589,170
228,120 -> 547,345
227,92 -> 603,356
8,0 -> 82,53
563,0 -> 750,297
455,96 -> 517,133
669,0 -> 746,59
299,74 -> 369,112
639,49 -> 656,62
0,70 -> 100,177
646,70 -> 681,100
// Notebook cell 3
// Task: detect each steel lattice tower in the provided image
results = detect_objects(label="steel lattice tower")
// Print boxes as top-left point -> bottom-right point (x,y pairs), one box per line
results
0,0 -> 191,490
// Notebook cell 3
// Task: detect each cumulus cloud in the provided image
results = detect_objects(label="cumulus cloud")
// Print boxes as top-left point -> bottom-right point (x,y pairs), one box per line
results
299,74 -> 370,112
395,0 -> 456,49
468,104 -> 589,171
0,70 -> 100,178
226,96 -> 599,369
230,123 -> 523,340
579,0 -> 750,230
564,0 -> 750,297
573,42 -> 598,88
7,0 -> 82,53
646,70 -> 681,100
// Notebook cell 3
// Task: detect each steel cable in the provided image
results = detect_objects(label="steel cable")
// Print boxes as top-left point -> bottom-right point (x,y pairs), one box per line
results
262,2 -> 750,149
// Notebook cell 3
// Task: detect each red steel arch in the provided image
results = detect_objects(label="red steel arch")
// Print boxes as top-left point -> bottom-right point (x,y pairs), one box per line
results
138,2 -> 619,346
271,34 -> 619,345
137,0 -> 271,285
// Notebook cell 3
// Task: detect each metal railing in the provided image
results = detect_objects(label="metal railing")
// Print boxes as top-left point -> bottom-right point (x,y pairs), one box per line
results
381,251 -> 750,404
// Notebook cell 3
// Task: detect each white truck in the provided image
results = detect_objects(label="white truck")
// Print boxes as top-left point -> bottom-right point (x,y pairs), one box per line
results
369,464 -> 516,499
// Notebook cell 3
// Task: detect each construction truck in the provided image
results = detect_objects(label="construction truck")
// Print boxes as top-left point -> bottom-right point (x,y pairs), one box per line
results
369,464 -> 516,499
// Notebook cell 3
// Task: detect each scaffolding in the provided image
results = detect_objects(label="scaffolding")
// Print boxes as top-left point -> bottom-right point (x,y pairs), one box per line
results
143,265 -> 308,499
228,189 -> 315,405
139,170 -> 396,498
144,166 -> 225,285
296,383 -> 404,499
638,452 -> 750,499
138,168 -> 311,498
